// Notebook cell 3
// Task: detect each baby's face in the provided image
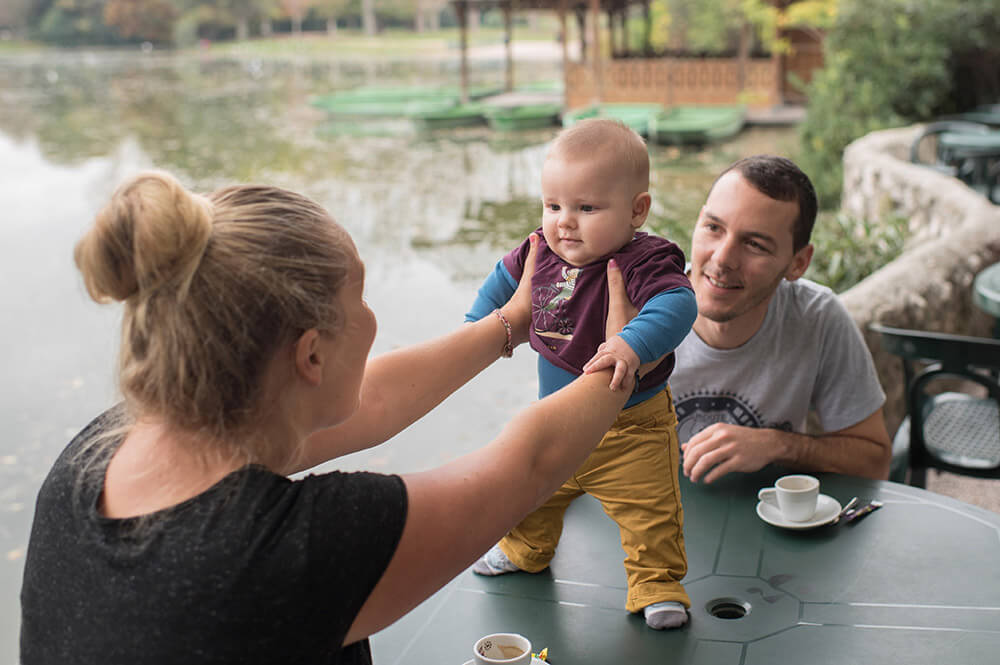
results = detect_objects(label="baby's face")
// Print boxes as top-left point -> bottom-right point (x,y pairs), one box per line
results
540,153 -> 644,267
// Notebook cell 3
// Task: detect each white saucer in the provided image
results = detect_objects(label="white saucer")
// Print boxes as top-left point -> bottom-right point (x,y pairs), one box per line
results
462,656 -> 549,665
756,494 -> 842,530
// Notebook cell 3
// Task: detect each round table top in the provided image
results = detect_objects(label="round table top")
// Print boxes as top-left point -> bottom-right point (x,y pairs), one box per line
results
372,469 -> 1000,664
974,262 -> 1000,319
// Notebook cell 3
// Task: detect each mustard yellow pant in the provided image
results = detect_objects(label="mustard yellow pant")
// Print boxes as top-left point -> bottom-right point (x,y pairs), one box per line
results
498,388 -> 689,613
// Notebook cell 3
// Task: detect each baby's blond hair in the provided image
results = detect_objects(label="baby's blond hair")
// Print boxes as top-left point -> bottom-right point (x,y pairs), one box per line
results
548,118 -> 650,191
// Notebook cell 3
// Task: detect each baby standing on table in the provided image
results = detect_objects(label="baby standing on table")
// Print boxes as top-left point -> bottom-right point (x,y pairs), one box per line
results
465,119 -> 697,629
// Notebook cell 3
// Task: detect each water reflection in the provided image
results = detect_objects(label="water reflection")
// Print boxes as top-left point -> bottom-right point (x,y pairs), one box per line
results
0,51 -> 796,662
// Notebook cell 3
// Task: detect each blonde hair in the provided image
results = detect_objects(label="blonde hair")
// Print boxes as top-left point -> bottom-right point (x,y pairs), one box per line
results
549,118 -> 650,191
74,171 -> 354,461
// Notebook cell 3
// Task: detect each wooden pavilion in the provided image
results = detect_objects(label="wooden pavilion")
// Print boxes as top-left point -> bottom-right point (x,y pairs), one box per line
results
450,0 -> 823,109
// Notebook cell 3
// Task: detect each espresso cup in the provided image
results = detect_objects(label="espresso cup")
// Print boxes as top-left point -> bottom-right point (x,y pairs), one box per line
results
473,633 -> 532,665
758,474 -> 820,522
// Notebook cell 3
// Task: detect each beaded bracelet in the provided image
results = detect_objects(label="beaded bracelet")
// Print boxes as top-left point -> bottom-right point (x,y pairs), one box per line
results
494,309 -> 514,358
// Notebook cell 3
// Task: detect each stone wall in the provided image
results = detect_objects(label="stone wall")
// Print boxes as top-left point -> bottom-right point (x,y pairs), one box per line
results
839,126 -> 1000,434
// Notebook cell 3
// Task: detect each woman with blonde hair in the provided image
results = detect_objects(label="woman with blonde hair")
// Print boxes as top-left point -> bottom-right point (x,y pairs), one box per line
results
20,171 -> 640,664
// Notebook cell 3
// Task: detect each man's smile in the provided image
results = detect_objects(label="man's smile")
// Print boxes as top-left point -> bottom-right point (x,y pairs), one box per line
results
706,274 -> 742,290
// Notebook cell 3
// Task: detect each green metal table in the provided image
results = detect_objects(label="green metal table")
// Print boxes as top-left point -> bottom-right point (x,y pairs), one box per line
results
974,261 -> 1000,320
371,469 -> 1000,664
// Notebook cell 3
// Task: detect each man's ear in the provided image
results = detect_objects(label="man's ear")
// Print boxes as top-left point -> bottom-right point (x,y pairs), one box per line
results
293,329 -> 324,386
784,243 -> 814,282
631,192 -> 651,228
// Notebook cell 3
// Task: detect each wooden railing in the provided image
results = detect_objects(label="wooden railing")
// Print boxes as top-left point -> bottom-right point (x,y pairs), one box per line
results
565,57 -> 781,109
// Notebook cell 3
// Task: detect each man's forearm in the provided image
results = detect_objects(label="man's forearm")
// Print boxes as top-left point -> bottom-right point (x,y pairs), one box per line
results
772,411 -> 892,480
682,408 -> 893,483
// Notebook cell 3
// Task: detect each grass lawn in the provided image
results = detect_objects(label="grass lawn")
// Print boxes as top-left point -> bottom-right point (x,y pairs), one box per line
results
0,39 -> 42,53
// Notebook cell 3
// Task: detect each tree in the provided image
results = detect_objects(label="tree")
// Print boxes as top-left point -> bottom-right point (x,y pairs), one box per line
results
209,0 -> 275,41
36,0 -> 121,45
797,0 -> 1000,206
279,0 -> 313,34
314,0 -> 350,34
740,0 -> 836,53
361,0 -> 376,35
0,0 -> 34,32
645,0 -> 789,55
104,0 -> 177,44
414,0 -> 446,32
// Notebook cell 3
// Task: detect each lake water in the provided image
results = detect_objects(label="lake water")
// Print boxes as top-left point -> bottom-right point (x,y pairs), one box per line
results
0,49 -> 797,660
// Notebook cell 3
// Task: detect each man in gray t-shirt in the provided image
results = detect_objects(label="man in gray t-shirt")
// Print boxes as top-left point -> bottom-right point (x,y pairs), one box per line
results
669,155 -> 891,484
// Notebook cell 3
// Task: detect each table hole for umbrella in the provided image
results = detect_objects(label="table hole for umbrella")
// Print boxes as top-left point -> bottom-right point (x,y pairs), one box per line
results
707,598 -> 752,620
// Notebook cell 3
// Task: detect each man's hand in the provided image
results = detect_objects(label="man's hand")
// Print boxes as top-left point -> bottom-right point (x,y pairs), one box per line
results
582,334 -> 640,392
682,409 -> 892,483
681,423 -> 780,483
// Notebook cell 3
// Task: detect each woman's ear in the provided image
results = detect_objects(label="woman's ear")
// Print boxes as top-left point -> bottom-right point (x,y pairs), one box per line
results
631,192 -> 651,228
294,329 -> 324,386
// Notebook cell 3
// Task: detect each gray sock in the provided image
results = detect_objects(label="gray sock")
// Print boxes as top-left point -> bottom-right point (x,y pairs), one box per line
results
471,544 -> 521,576
643,601 -> 688,629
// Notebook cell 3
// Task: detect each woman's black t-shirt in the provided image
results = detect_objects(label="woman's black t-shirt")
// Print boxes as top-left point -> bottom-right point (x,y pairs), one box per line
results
20,408 -> 408,664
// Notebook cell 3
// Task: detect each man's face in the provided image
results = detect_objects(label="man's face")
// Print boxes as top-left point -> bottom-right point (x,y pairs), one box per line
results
690,171 -> 812,328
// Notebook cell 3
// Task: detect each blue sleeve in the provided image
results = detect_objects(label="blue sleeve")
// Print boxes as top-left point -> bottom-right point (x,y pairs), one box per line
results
618,287 -> 697,363
465,260 -> 518,322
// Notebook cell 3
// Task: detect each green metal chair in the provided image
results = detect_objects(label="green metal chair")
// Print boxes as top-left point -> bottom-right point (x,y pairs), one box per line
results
909,120 -> 1000,203
909,120 -> 992,173
871,323 -> 1000,488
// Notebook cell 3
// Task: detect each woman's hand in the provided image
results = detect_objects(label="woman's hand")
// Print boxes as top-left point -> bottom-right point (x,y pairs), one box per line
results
583,258 -> 665,391
499,233 -> 539,347
603,258 -> 638,338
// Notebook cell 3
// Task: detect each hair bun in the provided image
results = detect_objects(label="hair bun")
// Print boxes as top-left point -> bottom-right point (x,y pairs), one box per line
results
75,171 -> 213,303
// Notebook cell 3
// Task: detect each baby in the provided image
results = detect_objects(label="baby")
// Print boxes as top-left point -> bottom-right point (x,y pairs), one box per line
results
465,119 -> 696,629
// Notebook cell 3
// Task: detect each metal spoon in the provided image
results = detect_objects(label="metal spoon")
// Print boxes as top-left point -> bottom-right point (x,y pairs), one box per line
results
831,497 -> 858,525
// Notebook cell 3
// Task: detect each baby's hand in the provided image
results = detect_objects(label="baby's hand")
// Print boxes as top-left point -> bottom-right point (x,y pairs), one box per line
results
582,334 -> 640,392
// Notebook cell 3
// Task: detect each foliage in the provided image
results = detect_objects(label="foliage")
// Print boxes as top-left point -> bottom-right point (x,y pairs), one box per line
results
104,0 -> 177,44
741,0 -> 835,53
313,0 -> 351,26
642,0 -> 744,54
0,0 -> 34,29
805,211 -> 908,293
36,0 -> 122,45
279,0 -> 311,31
645,0 -> 670,52
638,0 -> 834,56
798,0 -> 1000,207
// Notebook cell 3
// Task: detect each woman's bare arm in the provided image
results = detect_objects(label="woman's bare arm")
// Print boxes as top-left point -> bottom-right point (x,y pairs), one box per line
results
291,235 -> 539,474
343,259 -> 639,644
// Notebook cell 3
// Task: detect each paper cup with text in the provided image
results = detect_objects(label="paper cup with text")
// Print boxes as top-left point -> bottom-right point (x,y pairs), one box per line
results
473,633 -> 532,665
758,474 -> 820,522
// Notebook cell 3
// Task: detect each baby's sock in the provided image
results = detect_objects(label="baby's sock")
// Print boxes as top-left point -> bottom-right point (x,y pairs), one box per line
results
643,601 -> 688,629
471,544 -> 522,576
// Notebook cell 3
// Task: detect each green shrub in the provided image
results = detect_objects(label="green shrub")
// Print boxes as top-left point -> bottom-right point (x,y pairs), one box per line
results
805,211 -> 908,293
37,3 -> 121,46
798,0 -> 1000,207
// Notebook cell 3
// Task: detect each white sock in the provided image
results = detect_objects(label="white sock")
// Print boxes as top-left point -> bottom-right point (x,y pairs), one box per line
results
471,544 -> 522,576
643,601 -> 688,629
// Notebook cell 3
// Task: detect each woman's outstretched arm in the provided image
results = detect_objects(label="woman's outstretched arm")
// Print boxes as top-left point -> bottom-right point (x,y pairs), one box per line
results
343,259 -> 640,644
292,235 -> 539,473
